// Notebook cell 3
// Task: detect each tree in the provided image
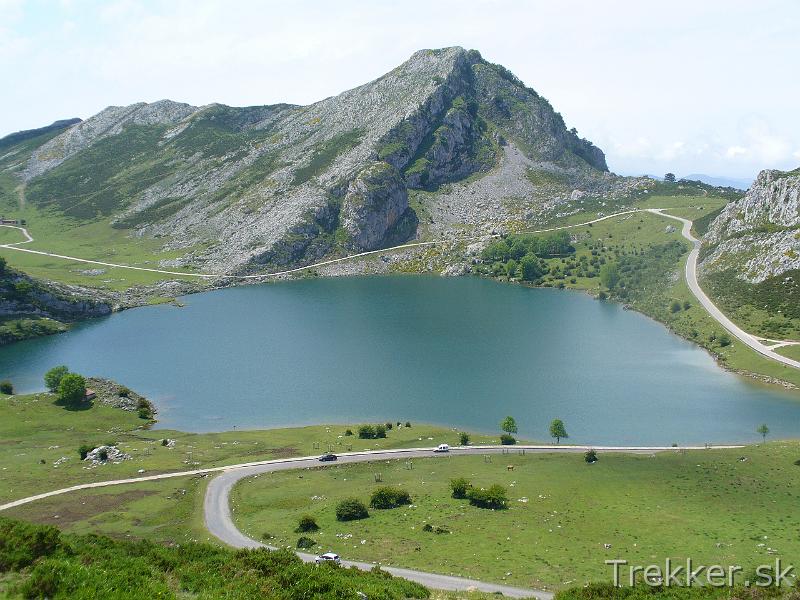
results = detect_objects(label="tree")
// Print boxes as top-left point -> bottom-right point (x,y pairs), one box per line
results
549,419 -> 568,444
295,515 -> 319,533
664,173 -> 676,182
599,263 -> 620,289
505,259 -> 518,278
44,366 -> 70,393
500,434 -> 516,445
670,300 -> 682,313
0,380 -> 13,395
500,416 -> 518,434
520,254 -> 544,281
585,449 -> 598,463
757,424 -> 769,443
357,425 -> 376,439
374,424 -> 387,438
335,498 -> 369,521
57,373 -> 86,406
450,478 -> 471,499
458,432 -> 470,446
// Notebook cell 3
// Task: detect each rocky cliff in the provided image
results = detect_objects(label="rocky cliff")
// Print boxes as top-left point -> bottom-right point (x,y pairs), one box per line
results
702,167 -> 800,282
1,47 -> 623,278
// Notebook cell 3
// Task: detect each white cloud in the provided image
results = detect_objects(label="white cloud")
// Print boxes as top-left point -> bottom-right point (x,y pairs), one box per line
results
726,146 -> 747,158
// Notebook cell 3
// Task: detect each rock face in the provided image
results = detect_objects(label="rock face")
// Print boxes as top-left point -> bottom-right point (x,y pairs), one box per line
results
702,168 -> 800,282
2,47 -> 617,277
341,162 -> 413,250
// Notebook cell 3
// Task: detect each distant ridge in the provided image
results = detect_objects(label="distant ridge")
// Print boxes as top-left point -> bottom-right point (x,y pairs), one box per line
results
0,118 -> 82,150
680,173 -> 752,190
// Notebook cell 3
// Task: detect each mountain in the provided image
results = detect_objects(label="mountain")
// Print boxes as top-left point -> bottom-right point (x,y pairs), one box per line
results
702,166 -> 800,283
0,118 -> 82,151
0,47 -> 626,276
680,174 -> 752,190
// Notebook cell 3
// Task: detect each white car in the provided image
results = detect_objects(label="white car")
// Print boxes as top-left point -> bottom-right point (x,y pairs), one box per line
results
433,443 -> 450,453
315,552 -> 341,564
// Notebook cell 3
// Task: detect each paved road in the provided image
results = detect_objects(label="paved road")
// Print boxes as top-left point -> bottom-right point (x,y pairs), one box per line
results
0,444 -> 743,597
651,210 -> 800,370
202,444 -> 742,598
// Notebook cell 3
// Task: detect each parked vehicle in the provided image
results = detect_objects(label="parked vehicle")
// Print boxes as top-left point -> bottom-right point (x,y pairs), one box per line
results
318,453 -> 338,462
315,552 -> 341,564
433,443 -> 450,453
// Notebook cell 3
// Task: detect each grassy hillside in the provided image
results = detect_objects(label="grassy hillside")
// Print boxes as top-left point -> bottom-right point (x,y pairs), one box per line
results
0,517 -> 429,599
232,443 -> 800,590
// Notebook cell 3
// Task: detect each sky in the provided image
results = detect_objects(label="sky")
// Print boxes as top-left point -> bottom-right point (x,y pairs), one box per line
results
2,0 -> 799,180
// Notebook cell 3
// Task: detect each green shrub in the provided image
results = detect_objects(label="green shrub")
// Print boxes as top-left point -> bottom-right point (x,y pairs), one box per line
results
358,425 -> 376,439
57,373 -> 86,406
0,380 -> 12,395
500,434 -> 516,445
78,444 -> 94,460
344,429 -> 353,436
375,424 -> 387,438
0,517 -> 61,571
458,432 -> 470,445
44,366 -> 69,392
335,498 -> 369,521
296,536 -> 316,549
449,478 -> 471,499
405,421 -> 411,428
466,484 -> 507,509
370,487 -> 411,509
118,386 -> 131,397
422,523 -> 433,532
585,449 -> 598,463
295,515 -> 319,533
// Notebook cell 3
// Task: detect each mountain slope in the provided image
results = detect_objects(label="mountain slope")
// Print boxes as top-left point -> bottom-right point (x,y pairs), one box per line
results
1,47 -> 618,278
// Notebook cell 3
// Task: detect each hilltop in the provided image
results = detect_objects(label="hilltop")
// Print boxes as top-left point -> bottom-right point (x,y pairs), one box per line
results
0,47 -> 639,279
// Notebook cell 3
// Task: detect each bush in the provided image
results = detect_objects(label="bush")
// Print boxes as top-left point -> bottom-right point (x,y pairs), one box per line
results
44,366 -> 69,392
719,334 -> 732,347
500,434 -> 516,445
405,421 -> 411,428
375,424 -> 387,438
97,448 -> 109,462
118,386 -> 131,397
385,422 -> 393,430
458,432 -> 470,445
161,439 -> 169,446
358,425 -> 376,439
0,517 -> 61,571
369,487 -> 411,509
422,523 -> 433,532
78,444 -> 94,460
296,536 -> 316,549
585,449 -> 598,463
449,477 -> 471,499
0,380 -> 13,395
295,515 -> 319,533
344,429 -> 353,436
466,484 -> 507,509
335,498 -> 369,521
57,373 -> 86,406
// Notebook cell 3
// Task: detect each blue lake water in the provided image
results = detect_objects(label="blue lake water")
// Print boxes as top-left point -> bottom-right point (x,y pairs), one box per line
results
2,276 -> 799,444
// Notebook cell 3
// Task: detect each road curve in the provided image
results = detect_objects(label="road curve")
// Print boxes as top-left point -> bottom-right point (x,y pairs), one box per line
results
651,210 -> 800,370
202,444 -> 742,598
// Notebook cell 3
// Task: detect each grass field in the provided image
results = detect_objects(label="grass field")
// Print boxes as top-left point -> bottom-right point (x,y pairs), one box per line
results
231,443 -> 800,591
0,389 -> 509,544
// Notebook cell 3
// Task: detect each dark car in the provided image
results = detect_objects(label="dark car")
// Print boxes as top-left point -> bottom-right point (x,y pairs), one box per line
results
318,453 -> 338,462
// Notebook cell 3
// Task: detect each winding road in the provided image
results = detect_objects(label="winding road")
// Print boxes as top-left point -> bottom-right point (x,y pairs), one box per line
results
0,444 -> 743,598
650,209 -> 800,369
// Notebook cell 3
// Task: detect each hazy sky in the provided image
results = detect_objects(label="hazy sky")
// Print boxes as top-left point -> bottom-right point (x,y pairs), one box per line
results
2,0 -> 799,179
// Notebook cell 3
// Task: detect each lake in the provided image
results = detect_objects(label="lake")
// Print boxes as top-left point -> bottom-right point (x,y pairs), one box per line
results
2,276 -> 799,444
